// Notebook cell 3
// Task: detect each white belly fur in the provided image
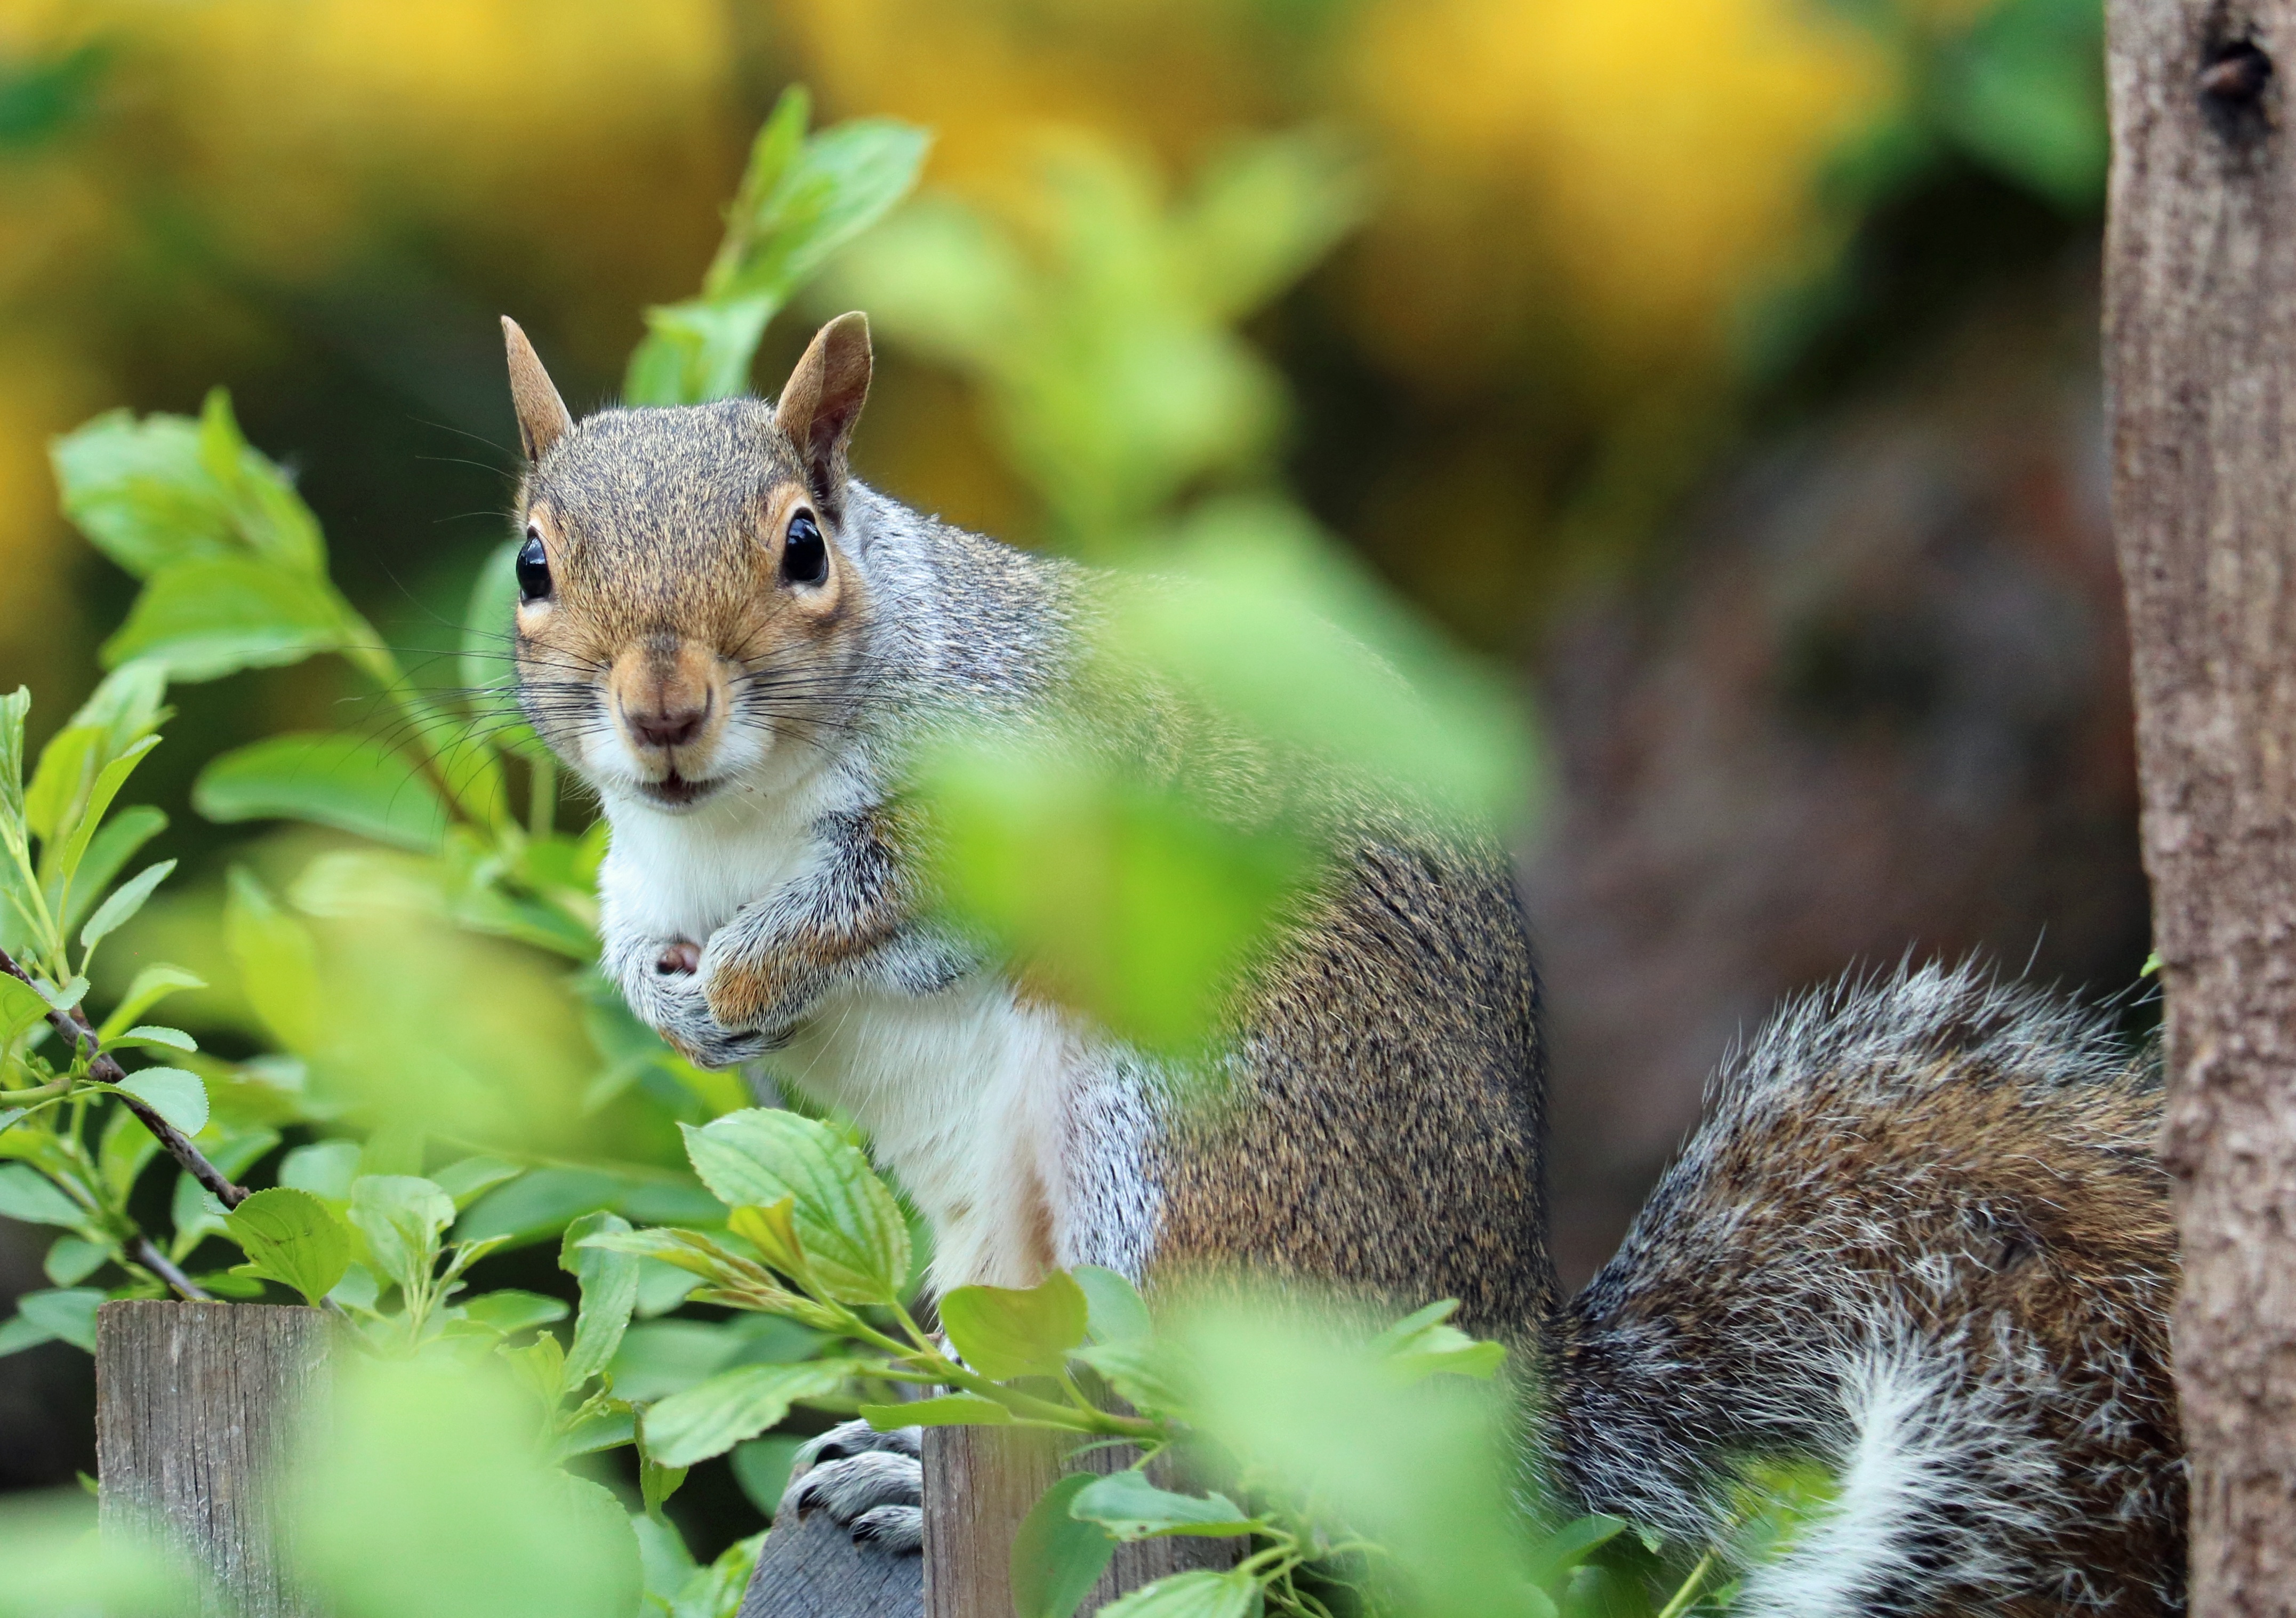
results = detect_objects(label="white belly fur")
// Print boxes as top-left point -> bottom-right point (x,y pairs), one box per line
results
772,975 -> 1088,1291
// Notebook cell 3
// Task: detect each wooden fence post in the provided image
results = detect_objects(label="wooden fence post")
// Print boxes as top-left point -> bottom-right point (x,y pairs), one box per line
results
2106,3 -> 2296,1611
97,1300 -> 333,1618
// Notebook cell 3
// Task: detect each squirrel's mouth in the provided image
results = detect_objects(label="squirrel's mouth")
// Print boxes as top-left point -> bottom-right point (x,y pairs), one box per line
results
639,770 -> 718,810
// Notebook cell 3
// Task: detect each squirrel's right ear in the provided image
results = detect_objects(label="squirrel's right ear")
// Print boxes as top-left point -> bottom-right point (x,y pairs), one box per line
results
774,312 -> 871,512
501,316 -> 572,463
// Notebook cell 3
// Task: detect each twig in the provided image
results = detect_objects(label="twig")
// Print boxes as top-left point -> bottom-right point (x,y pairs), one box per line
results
130,1236 -> 212,1302
0,944 -> 248,1208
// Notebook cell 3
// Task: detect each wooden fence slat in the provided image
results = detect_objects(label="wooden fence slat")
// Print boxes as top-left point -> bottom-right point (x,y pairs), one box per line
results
97,1300 -> 333,1618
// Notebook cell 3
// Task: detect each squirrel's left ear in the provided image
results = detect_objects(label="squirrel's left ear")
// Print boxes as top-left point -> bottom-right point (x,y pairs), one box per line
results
501,316 -> 572,462
775,312 -> 871,514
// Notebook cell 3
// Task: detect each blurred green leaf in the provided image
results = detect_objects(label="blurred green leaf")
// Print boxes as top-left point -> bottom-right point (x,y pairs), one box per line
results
940,1271 -> 1090,1382
278,1140 -> 362,1201
640,1359 -> 857,1468
224,1186 -> 351,1305
460,1289 -> 570,1336
294,1357 -> 642,1618
1071,1470 -> 1256,1540
348,1174 -> 455,1297
431,1154 -> 522,1209
1071,1339 -> 1192,1420
223,867 -> 322,1053
15,1287 -> 101,1351
42,1236 -> 105,1287
0,1487 -> 189,1617
681,1109 -> 909,1305
627,89 -> 928,405
859,1392 -> 1011,1428
51,734 -> 157,902
113,1067 -> 208,1136
561,1210 -> 641,1391
100,559 -> 346,682
1014,1472 -> 1117,1618
0,1165 -> 83,1227
732,1433 -> 807,1518
1934,0 -> 2106,212
0,974 -> 52,1048
0,43 -> 107,151
1097,1569 -> 1261,1618
1527,1515 -> 1631,1593
1075,1263 -> 1152,1344
196,732 -> 449,853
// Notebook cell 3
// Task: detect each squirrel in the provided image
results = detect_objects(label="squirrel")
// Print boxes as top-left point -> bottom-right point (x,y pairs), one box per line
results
500,313 -> 2182,1615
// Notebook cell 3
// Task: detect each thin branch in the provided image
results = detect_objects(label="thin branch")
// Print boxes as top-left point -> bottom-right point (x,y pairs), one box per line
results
130,1236 -> 211,1302
0,943 -> 248,1208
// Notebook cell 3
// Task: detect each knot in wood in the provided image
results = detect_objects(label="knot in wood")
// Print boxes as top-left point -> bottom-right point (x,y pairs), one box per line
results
2199,40 -> 2274,142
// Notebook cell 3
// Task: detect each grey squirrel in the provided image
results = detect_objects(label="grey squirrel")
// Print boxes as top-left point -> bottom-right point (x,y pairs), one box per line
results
502,313 -> 2182,1615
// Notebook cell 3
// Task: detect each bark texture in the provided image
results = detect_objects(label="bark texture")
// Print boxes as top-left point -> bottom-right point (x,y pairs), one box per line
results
2107,4 -> 2296,1609
923,1427 -> 1234,1617
96,1301 -> 332,1618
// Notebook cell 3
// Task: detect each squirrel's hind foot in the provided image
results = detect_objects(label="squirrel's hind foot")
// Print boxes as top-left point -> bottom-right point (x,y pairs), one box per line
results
780,1420 -> 924,1555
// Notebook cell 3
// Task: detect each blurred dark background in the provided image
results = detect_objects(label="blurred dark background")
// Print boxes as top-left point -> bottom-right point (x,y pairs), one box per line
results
0,0 -> 2141,1489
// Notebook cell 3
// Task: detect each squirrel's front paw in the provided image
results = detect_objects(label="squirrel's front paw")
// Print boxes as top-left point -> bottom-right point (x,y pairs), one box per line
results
646,945 -> 778,1069
699,941 -> 818,1035
780,1421 -> 922,1553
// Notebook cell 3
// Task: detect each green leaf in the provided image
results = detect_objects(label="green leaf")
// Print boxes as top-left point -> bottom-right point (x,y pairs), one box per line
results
0,1164 -> 84,1227
1097,1569 -> 1261,1618
0,686 -> 26,837
432,1155 -> 523,1209
459,1289 -> 571,1335
1014,1472 -> 1118,1618
114,1066 -> 208,1135
77,858 -> 174,958
940,1271 -> 1091,1382
1070,1470 -> 1255,1540
224,1186 -> 351,1305
57,805 -> 166,941
1527,1515 -> 1629,1592
562,1211 -> 641,1391
53,410 -> 238,579
1075,1264 -> 1152,1344
1071,1340 -> 1190,1420
106,1024 -> 195,1054
52,735 -> 158,899
732,1435 -> 807,1518
625,90 -> 929,405
14,1287 -> 102,1352
278,1139 -> 362,1200
859,1392 -> 1012,1428
680,1109 -> 909,1305
640,1359 -> 858,1469
25,726 -> 103,849
196,732 -> 449,853
223,867 -> 322,1053
42,1236 -> 106,1287
0,972 -> 52,1047
641,1453 -> 689,1519
348,1174 -> 456,1296
94,962 -> 203,1043
101,558 -> 346,682
1370,1298 -> 1508,1384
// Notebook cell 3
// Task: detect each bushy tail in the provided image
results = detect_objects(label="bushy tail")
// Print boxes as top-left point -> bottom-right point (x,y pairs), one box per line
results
1546,962 -> 2182,1615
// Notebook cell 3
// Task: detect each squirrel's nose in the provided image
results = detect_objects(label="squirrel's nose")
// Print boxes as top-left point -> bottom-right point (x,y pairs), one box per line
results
627,694 -> 709,750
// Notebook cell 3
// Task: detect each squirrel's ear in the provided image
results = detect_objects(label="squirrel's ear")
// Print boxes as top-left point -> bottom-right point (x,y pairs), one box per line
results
775,312 -> 871,510
501,316 -> 572,463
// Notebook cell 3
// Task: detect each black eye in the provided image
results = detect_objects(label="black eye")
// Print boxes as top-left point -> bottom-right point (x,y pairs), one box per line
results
516,530 -> 551,603
782,510 -> 828,587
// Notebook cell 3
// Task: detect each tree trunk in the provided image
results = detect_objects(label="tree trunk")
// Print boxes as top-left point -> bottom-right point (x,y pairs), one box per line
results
2106,5 -> 2296,1610
97,1300 -> 334,1618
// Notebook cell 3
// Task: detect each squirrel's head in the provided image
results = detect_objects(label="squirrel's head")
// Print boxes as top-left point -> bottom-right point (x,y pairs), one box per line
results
499,313 -> 874,815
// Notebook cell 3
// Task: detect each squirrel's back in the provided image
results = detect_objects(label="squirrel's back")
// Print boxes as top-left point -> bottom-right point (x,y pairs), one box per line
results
1550,963 -> 2180,1616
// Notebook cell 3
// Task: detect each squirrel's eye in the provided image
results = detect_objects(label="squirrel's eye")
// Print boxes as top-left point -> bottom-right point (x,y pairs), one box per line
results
516,531 -> 551,603
782,510 -> 828,588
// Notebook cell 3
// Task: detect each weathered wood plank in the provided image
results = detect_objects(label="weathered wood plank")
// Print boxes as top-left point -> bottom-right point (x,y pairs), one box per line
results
2106,3 -> 2296,1611
97,1300 -> 333,1618
737,1502 -> 922,1618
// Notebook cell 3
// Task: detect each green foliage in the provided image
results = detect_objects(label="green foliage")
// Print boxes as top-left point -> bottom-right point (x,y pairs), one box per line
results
223,1186 -> 351,1305
626,87 -> 928,406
